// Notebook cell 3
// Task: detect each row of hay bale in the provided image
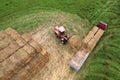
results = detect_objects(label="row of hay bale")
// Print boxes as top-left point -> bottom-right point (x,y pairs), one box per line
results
0,30 -> 19,63
83,26 -> 104,52
82,26 -> 99,49
0,28 -> 49,80
69,26 -> 105,71
0,31 -> 8,41
10,48 -> 49,80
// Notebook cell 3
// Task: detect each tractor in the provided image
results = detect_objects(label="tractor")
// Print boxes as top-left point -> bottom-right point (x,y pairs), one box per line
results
54,26 -> 69,44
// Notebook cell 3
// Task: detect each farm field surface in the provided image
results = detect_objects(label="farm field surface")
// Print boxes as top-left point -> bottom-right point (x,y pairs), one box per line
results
0,0 -> 120,80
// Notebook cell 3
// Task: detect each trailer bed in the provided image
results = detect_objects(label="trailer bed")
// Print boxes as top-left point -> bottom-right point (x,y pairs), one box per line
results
69,25 -> 106,71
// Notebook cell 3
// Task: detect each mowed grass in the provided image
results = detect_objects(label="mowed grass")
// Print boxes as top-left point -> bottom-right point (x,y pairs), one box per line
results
0,0 -> 120,80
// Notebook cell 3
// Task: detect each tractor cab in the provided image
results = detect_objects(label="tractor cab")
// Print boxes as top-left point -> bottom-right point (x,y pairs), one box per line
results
58,26 -> 65,35
54,26 -> 69,44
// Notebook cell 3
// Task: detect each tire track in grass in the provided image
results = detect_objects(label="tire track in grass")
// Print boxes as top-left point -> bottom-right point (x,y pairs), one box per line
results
92,0 -> 118,24
89,1 -> 112,21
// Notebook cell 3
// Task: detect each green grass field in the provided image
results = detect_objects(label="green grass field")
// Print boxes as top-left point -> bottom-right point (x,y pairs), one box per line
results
0,0 -> 120,80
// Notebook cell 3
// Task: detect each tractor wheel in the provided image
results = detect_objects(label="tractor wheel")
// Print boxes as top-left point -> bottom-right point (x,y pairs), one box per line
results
61,40 -> 65,44
61,38 -> 67,44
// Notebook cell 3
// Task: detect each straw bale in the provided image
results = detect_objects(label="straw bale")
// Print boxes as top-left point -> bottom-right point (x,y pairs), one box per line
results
15,48 -> 31,64
87,39 -> 96,52
94,29 -> 104,41
23,44 -> 36,57
22,33 -> 31,42
29,40 -> 42,53
40,48 -> 48,56
5,28 -> 21,40
16,37 -> 26,47
91,26 -> 99,34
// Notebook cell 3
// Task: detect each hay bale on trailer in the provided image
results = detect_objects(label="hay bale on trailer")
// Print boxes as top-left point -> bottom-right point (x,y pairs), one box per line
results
82,26 -> 99,49
69,21 -> 108,71
82,35 -> 91,48
87,39 -> 97,52
15,49 -> 31,64
0,53 -> 25,80
69,49 -> 89,71
90,26 -> 99,34
94,29 -> 104,41
0,36 -> 14,50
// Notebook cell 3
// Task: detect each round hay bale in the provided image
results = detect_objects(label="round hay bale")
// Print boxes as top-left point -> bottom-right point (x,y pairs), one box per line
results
68,35 -> 81,49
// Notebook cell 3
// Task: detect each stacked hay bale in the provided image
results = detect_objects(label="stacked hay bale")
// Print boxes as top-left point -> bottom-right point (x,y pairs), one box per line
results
82,26 -> 99,49
85,26 -> 104,52
0,28 -> 49,80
